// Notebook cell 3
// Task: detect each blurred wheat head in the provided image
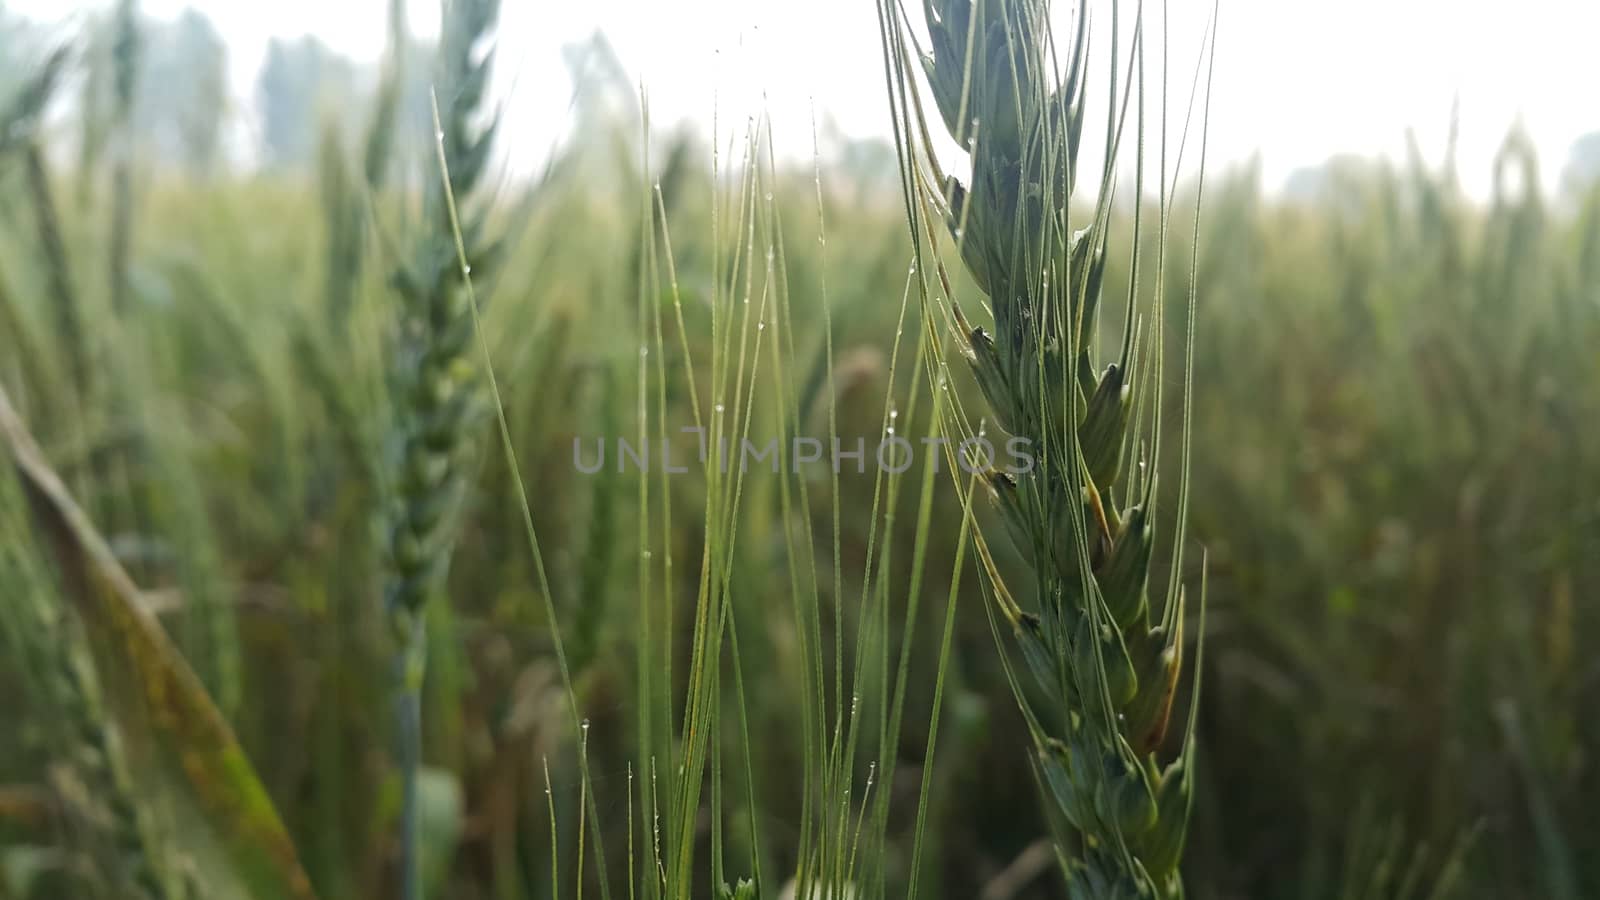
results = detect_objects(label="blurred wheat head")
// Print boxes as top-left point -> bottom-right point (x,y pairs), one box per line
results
383,1 -> 502,897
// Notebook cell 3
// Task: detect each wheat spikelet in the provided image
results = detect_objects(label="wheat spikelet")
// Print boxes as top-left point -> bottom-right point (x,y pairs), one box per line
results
383,1 -> 501,896
884,1 -> 1213,896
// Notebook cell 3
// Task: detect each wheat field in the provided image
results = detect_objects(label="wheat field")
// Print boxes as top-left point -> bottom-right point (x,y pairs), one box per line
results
0,2 -> 1596,899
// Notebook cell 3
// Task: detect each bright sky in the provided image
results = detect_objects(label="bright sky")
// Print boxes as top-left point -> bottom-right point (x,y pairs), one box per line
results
11,0 -> 1600,198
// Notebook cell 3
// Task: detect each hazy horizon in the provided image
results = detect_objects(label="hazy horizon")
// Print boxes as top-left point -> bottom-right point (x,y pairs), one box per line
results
9,0 -> 1600,200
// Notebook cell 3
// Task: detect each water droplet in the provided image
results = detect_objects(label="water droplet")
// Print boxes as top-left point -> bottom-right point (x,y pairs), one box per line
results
642,549 -> 653,560
886,426 -> 895,435
462,264 -> 472,275
757,322 -> 766,331
889,409 -> 899,420
954,228 -> 964,240
640,346 -> 649,357
582,718 -> 592,732
715,403 -> 725,413
765,192 -> 774,201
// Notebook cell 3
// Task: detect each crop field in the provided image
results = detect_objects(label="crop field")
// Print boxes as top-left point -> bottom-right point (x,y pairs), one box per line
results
0,2 -> 1596,899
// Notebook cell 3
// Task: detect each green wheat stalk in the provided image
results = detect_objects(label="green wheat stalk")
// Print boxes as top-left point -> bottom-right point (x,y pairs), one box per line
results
878,1 -> 1216,896
383,1 -> 500,896
107,0 -> 138,316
